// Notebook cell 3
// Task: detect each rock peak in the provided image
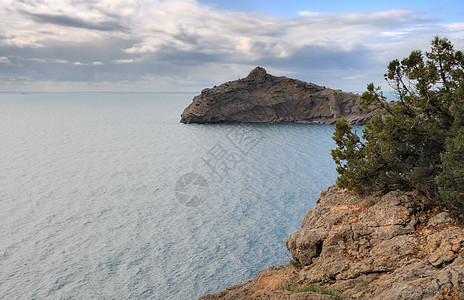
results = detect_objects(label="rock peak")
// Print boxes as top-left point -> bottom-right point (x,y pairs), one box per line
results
245,66 -> 268,83
247,66 -> 267,77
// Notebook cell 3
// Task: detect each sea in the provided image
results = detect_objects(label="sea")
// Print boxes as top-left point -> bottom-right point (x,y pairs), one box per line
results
0,92 -> 340,299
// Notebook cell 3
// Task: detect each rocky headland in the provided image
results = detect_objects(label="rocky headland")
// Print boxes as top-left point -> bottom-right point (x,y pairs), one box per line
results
181,67 -> 373,126
199,185 -> 464,299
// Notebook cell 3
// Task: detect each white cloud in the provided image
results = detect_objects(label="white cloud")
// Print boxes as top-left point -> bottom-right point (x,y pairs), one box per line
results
0,1 -> 463,91
380,31 -> 407,37
297,10 -> 321,17
112,58 -> 139,64
342,74 -> 366,80
29,58 -> 69,63
446,22 -> 464,30
0,56 -> 11,64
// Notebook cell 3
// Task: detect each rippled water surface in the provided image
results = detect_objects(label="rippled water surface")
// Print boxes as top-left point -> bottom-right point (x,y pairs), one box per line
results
0,92 -> 338,299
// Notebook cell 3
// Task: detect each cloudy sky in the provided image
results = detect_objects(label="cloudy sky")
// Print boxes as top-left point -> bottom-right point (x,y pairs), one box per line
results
1,0 -> 463,92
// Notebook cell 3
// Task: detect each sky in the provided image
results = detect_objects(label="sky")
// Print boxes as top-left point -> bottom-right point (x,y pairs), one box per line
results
0,0 -> 463,93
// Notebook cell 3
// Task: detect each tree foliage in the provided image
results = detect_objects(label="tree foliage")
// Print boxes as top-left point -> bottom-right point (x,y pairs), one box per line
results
331,37 -> 464,208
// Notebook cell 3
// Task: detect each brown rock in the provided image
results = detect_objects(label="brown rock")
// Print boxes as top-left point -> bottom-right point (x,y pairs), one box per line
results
181,67 -> 374,125
286,185 -> 464,299
198,186 -> 464,299
427,212 -> 453,227
197,265 -> 337,300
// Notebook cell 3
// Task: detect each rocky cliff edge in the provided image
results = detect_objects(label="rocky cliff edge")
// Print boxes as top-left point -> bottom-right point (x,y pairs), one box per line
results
181,67 -> 373,126
199,185 -> 464,299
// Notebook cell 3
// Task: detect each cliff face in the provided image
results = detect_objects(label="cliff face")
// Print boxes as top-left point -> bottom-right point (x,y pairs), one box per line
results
181,67 -> 373,126
199,185 -> 464,299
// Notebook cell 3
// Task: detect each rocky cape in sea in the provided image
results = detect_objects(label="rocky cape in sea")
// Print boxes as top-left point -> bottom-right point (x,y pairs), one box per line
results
199,185 -> 464,299
180,67 -> 374,126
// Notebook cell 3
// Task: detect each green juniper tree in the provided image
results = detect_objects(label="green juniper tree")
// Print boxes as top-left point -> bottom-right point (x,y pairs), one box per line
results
332,36 -> 464,208
436,86 -> 464,209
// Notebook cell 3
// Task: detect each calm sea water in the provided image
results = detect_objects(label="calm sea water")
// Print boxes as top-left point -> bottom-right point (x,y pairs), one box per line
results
0,92 -> 338,299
